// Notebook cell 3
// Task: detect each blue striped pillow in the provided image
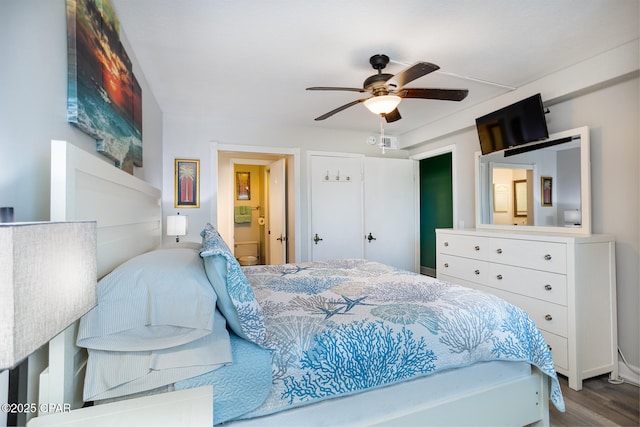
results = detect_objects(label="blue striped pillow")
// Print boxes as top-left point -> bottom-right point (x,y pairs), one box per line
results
78,247 -> 216,351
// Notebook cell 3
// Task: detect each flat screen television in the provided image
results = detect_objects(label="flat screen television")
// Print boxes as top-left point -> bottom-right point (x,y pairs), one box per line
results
475,93 -> 549,155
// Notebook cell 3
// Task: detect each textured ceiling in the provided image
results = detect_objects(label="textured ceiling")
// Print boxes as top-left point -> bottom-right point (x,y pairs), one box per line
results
110,0 -> 639,136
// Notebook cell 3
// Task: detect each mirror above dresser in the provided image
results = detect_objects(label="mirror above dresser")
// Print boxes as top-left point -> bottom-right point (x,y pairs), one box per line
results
475,126 -> 591,234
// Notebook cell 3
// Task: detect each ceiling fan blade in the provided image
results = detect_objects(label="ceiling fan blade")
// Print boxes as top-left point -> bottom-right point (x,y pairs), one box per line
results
314,98 -> 367,121
386,62 -> 439,89
398,88 -> 469,101
307,87 -> 366,93
383,108 -> 402,123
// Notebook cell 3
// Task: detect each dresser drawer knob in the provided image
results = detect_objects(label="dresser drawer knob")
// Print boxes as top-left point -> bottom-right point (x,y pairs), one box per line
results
474,269 -> 480,275
544,314 -> 553,321
496,248 -> 503,254
474,245 -> 480,251
544,284 -> 552,291
444,241 -> 449,247
496,274 -> 503,280
544,254 -> 552,260
444,263 -> 449,268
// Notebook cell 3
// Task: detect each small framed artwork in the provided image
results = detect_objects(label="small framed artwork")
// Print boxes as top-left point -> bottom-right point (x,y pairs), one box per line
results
175,159 -> 200,208
541,176 -> 553,207
236,172 -> 250,200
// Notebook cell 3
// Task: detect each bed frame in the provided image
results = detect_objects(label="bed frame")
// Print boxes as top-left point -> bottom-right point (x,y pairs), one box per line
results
26,140 -> 161,423
27,140 -> 552,426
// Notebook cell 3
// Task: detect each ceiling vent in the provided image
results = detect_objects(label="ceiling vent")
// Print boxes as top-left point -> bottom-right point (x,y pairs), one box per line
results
380,136 -> 398,149
366,135 -> 399,150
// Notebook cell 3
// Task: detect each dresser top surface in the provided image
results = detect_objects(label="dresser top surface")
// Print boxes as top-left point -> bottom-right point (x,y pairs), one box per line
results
436,228 -> 615,243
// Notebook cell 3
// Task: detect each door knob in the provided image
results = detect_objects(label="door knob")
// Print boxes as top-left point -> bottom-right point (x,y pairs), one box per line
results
366,232 -> 377,243
313,233 -> 323,245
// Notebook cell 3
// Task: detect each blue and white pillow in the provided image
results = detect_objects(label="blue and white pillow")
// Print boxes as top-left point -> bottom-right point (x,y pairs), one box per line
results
200,224 -> 267,347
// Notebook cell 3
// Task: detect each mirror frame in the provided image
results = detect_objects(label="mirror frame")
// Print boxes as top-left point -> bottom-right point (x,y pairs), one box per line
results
475,126 -> 591,234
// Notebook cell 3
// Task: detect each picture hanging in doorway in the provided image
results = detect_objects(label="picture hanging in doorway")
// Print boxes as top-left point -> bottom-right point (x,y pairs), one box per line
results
541,176 -> 553,206
175,159 -> 200,208
236,172 -> 251,200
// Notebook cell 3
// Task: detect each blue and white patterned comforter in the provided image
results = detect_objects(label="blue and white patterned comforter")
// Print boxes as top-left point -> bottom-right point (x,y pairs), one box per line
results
239,259 -> 565,419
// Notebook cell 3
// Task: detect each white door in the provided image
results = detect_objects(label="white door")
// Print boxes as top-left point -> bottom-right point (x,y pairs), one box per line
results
267,158 -> 286,264
364,157 -> 418,272
310,155 -> 364,261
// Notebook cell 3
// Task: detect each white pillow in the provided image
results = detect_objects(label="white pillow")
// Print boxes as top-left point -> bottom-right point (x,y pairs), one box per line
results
83,310 -> 233,401
78,248 -> 217,351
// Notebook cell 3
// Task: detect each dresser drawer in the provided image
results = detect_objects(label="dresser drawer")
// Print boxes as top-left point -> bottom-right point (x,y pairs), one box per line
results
487,264 -> 567,305
489,238 -> 567,274
438,254 -> 489,285
497,291 -> 568,337
541,331 -> 569,371
437,233 -> 488,260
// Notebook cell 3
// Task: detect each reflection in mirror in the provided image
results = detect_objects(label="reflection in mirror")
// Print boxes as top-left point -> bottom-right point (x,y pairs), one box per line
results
476,126 -> 591,234
513,179 -> 528,218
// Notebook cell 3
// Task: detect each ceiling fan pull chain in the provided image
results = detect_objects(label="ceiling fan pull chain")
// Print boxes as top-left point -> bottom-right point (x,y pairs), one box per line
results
379,114 -> 386,154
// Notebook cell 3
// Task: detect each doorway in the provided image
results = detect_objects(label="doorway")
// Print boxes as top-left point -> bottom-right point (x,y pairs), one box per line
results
216,146 -> 299,264
415,149 -> 455,277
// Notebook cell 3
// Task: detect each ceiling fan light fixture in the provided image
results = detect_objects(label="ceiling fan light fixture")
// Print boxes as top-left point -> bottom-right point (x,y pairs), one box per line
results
364,95 -> 401,115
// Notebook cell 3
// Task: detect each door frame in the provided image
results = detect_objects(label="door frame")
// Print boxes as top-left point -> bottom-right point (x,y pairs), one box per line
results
411,145 -> 457,276
212,143 -> 301,262
411,144 -> 458,228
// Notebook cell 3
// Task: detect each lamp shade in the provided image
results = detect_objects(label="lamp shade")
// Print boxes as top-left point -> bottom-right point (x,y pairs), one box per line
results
363,95 -> 402,115
0,221 -> 97,369
167,215 -> 188,236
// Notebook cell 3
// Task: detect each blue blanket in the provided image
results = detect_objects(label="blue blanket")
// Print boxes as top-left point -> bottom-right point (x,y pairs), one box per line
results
239,259 -> 564,419
174,334 -> 272,424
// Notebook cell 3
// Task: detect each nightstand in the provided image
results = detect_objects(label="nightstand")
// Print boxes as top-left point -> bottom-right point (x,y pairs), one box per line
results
27,386 -> 212,426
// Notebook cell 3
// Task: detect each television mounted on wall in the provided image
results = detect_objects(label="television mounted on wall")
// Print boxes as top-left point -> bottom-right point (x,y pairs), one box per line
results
475,93 -> 549,155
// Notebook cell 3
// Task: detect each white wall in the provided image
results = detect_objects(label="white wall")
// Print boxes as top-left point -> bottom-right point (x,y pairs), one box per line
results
408,75 -> 640,382
0,0 -> 163,222
160,114 -> 409,251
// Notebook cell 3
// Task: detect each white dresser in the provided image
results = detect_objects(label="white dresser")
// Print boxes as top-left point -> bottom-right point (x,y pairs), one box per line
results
436,228 -> 618,390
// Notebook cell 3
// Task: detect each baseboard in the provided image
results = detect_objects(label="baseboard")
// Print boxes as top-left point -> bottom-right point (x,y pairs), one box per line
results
618,360 -> 640,387
421,266 -> 436,277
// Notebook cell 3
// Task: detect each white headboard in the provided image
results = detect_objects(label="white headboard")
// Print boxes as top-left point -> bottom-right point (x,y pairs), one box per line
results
26,141 -> 162,422
50,140 -> 162,277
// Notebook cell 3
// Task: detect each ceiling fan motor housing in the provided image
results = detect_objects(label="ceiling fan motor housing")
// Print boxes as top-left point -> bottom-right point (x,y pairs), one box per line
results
363,73 -> 393,95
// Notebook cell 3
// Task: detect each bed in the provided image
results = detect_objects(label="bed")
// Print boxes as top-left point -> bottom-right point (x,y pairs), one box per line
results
27,140 -> 563,426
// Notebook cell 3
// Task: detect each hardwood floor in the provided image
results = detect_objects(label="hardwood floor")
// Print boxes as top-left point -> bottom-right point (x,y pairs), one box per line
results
550,374 -> 639,426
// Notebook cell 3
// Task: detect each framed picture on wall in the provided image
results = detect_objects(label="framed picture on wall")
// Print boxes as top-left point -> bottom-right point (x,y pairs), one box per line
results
541,176 -> 553,207
175,159 -> 200,208
236,172 -> 250,200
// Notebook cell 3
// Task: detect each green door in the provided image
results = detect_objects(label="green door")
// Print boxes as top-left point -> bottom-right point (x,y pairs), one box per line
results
419,153 -> 453,275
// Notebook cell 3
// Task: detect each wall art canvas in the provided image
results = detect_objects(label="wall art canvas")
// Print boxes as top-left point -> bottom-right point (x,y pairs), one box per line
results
66,0 -> 142,173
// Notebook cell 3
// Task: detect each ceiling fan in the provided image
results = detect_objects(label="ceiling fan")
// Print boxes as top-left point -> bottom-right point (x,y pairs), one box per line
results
307,54 -> 469,122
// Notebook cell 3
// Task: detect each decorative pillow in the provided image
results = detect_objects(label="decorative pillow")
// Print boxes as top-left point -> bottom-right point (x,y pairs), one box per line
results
200,224 -> 267,347
83,310 -> 233,401
78,247 -> 217,351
